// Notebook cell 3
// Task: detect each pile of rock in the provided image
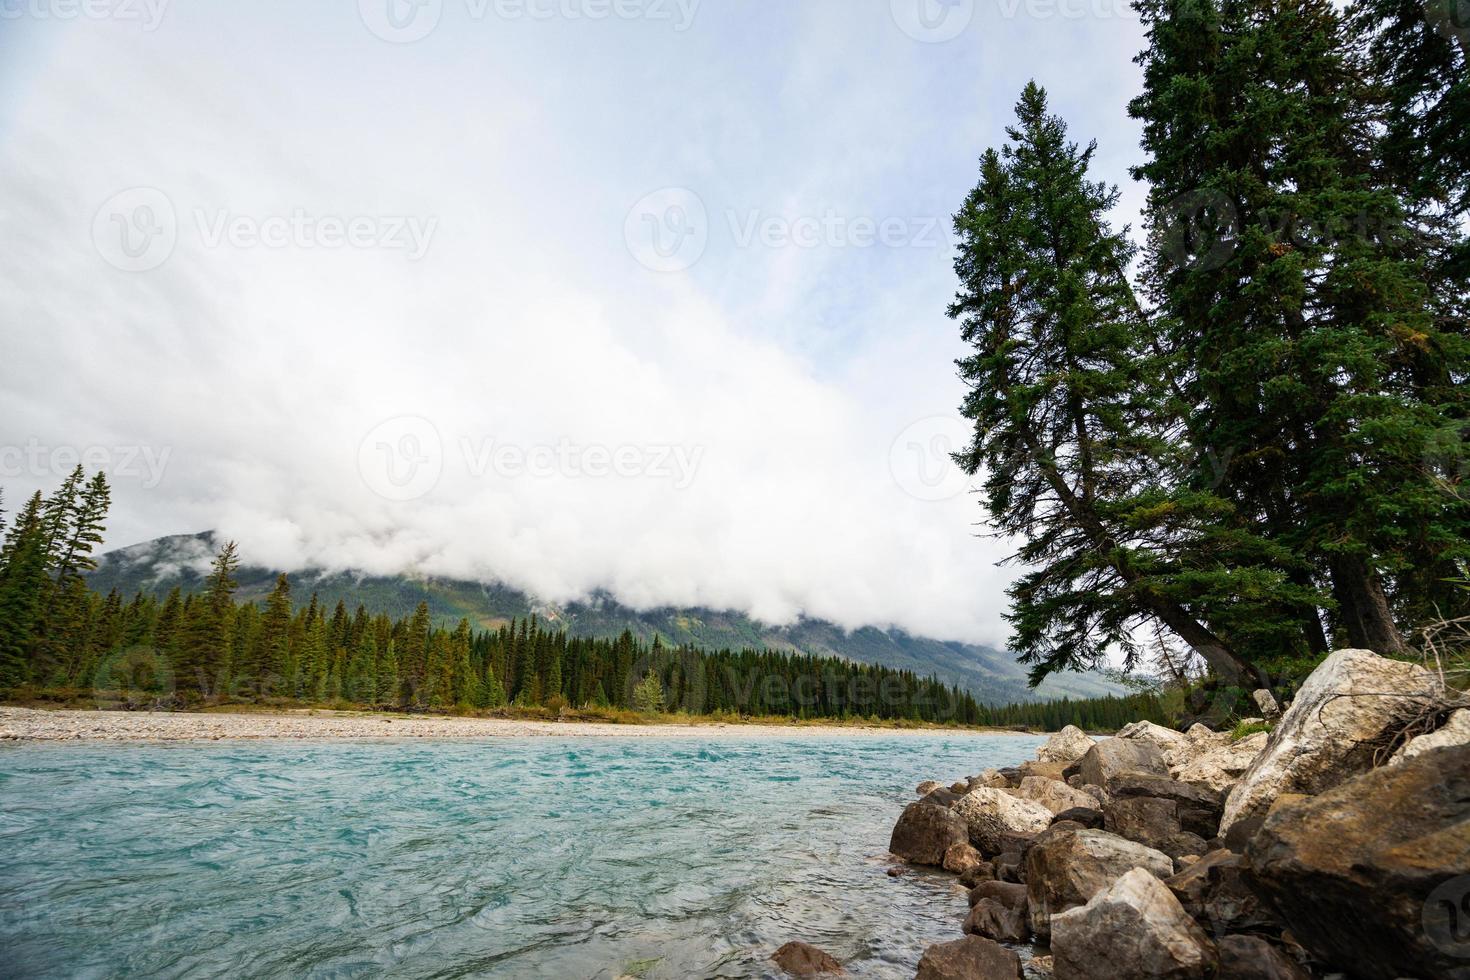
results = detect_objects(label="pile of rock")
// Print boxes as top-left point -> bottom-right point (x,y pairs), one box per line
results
878,649 -> 1470,980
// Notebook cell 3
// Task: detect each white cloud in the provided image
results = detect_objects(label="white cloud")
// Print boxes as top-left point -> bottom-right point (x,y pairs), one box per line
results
0,2 -> 1147,649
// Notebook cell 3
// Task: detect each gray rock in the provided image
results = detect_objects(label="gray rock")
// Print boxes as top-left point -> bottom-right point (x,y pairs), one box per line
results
915,936 -> 1023,980
1037,725 -> 1096,764
1050,868 -> 1218,980
1247,742 -> 1470,979
1077,738 -> 1170,789
1116,720 -> 1190,750
963,898 -> 1030,943
772,941 -> 845,976
1172,731 -> 1267,794
1024,828 -> 1173,940
1251,689 -> 1282,722
889,802 -> 968,866
1013,775 -> 1099,815
953,788 -> 1053,854
1102,795 -> 1181,851
1219,649 -> 1440,837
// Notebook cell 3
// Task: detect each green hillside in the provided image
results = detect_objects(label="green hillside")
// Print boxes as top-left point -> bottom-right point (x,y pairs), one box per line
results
85,532 -> 1124,705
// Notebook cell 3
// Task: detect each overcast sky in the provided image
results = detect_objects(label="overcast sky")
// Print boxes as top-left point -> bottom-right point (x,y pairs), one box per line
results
0,0 -> 1147,647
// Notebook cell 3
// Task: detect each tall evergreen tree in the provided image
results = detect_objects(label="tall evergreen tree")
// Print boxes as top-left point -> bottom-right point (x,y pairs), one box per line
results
255,574 -> 292,694
176,541 -> 239,695
0,493 -> 48,687
1129,0 -> 1468,652
950,83 -> 1259,683
375,638 -> 400,707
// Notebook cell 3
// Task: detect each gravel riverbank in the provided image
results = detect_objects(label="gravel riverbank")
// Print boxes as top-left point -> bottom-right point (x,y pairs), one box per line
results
0,706 -> 1007,742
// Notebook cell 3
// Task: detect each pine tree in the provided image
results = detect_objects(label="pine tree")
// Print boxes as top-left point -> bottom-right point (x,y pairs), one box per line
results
1130,0 -> 1467,653
0,493 -> 48,687
632,670 -> 665,713
152,586 -> 185,678
176,541 -> 238,696
423,631 -> 453,709
255,574 -> 292,696
402,601 -> 431,705
375,638 -> 400,708
450,618 -> 474,707
950,83 -> 1257,683
345,630 -> 376,703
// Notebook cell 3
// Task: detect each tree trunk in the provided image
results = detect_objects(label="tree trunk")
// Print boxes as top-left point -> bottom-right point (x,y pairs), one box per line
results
1302,609 -> 1330,656
1328,556 -> 1406,655
1139,594 -> 1252,685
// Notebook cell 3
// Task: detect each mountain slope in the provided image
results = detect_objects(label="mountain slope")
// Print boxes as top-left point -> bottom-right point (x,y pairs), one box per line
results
86,533 -> 1124,705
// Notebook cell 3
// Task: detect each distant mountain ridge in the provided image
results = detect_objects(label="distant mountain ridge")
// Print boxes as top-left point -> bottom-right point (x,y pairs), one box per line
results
86,533 -> 1124,706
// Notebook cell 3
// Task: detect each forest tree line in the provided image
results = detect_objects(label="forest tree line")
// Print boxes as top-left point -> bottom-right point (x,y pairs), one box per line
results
949,0 -> 1468,687
0,468 -> 1156,729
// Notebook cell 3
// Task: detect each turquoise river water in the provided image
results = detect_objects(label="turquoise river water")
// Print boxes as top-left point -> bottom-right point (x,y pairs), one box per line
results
0,733 -> 1043,979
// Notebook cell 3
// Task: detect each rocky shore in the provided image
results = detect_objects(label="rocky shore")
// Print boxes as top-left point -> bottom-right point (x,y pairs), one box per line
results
0,706 -> 1006,742
780,648 -> 1470,978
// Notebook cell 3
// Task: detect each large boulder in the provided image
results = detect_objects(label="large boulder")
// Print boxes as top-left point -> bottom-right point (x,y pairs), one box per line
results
1389,707 -> 1470,765
1172,732 -> 1267,794
1024,828 -> 1173,939
963,898 -> 1030,943
1037,725 -> 1096,764
915,936 -> 1023,980
1013,775 -> 1099,815
1218,649 -> 1439,838
1246,742 -> 1470,979
1102,795 -> 1181,850
1050,868 -> 1218,980
1077,738 -> 1170,789
771,942 -> 845,976
890,802 -> 968,866
1117,720 -> 1190,751
953,788 -> 1053,854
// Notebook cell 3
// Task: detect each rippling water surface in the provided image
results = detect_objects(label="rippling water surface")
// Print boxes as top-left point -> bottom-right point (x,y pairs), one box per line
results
0,733 -> 1042,979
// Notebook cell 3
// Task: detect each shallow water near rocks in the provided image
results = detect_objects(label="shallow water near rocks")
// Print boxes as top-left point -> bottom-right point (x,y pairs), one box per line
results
0,733 -> 1042,979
